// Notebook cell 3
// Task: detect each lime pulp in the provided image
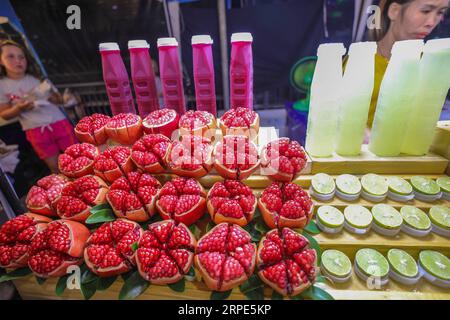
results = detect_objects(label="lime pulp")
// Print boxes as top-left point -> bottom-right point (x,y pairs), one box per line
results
372,204 -> 403,229
336,174 -> 361,195
429,206 -> 450,230
419,250 -> 450,281
436,177 -> 450,193
361,174 -> 388,196
400,206 -> 431,231
410,176 -> 441,195
321,250 -> 352,277
387,177 -> 413,195
387,249 -> 418,278
317,206 -> 344,228
344,205 -> 373,229
312,173 -> 336,195
355,248 -> 389,278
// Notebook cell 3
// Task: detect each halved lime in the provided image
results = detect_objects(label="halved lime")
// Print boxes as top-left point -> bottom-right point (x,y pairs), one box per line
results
429,206 -> 450,230
400,206 -> 431,231
344,205 -> 373,229
436,177 -> 450,193
336,174 -> 361,195
355,248 -> 389,278
372,204 -> 403,229
312,173 -> 335,195
317,206 -> 344,228
361,174 -> 388,196
410,176 -> 441,195
387,177 -> 413,195
419,250 -> 450,281
321,250 -> 352,277
387,249 -> 418,278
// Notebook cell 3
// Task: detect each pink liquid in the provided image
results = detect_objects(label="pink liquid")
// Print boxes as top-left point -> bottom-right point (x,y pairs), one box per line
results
192,39 -> 217,116
158,40 -> 186,114
99,44 -> 135,115
230,35 -> 253,110
129,46 -> 160,117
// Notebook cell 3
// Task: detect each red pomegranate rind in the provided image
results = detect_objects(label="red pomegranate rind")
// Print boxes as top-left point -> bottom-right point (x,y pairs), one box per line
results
258,182 -> 313,230
156,177 -> 207,226
257,228 -> 317,296
178,110 -> 216,136
213,135 -> 260,180
94,146 -> 134,184
207,180 -> 256,226
56,175 -> 108,222
131,134 -> 171,174
219,107 -> 259,138
58,143 -> 99,178
167,135 -> 213,178
105,113 -> 143,145
28,220 -> 90,278
260,138 -> 307,182
0,213 -> 52,269
106,171 -> 161,222
74,113 -> 110,145
195,223 -> 256,292
136,220 -> 196,284
84,219 -> 143,277
26,174 -> 70,216
142,108 -> 180,139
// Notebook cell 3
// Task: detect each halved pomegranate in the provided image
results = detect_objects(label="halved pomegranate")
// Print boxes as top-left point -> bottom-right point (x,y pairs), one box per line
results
195,223 -> 256,292
166,135 -> 213,178
213,135 -> 260,180
260,138 -> 308,182
55,175 -> 108,222
94,146 -> 134,184
0,213 -> 52,270
178,110 -> 216,136
156,177 -> 206,226
58,143 -> 99,178
136,220 -> 196,284
26,174 -> 70,216
207,180 -> 256,226
131,134 -> 171,174
84,219 -> 143,277
74,113 -> 111,145
28,219 -> 90,278
258,182 -> 313,229
257,228 -> 317,296
106,171 -> 162,222
219,107 -> 259,138
142,108 -> 180,139
105,113 -> 143,145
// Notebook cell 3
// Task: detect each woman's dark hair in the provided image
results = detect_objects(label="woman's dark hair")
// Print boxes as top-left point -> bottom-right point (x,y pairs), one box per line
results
369,0 -> 413,41
0,39 -> 41,78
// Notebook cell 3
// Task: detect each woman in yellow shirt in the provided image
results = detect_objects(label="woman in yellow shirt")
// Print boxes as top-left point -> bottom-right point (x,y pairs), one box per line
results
367,0 -> 448,128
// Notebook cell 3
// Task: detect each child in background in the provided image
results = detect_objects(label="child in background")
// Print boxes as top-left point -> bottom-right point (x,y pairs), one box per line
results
0,40 -> 77,173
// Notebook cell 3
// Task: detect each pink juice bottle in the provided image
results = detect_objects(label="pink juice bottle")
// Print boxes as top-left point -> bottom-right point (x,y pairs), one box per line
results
99,42 -> 135,115
128,40 -> 160,117
157,37 -> 186,114
230,32 -> 253,110
192,35 -> 217,116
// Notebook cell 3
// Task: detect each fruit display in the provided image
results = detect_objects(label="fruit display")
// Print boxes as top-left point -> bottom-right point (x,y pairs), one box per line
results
142,108 -> 179,138
26,174 -> 70,216
335,174 -> 362,201
74,113 -> 111,145
58,143 -> 99,178
419,250 -> 450,288
410,176 -> 442,202
354,248 -> 390,286
343,205 -> 373,235
429,206 -> 450,238
218,107 -> 259,138
436,176 -> 450,200
371,204 -> 403,237
387,249 -> 421,285
400,206 -> 432,237
93,146 -> 135,184
386,176 -> 414,202
105,113 -> 143,145
310,173 -> 335,201
360,173 -> 388,202
320,250 -> 352,283
316,206 -> 344,234
178,110 -> 216,136
131,134 -> 171,174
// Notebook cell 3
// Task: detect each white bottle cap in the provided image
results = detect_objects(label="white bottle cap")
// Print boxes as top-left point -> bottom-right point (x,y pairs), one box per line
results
128,40 -> 150,49
231,32 -> 253,43
157,37 -> 178,47
424,38 -> 450,53
99,42 -> 120,51
391,39 -> 424,56
192,35 -> 213,45
317,43 -> 346,56
348,41 -> 377,55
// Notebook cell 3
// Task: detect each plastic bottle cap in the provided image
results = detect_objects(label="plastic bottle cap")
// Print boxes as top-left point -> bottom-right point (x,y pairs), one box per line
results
128,40 -> 150,49
424,38 -> 450,53
317,43 -> 346,56
99,42 -> 120,51
231,32 -> 253,43
391,39 -> 424,55
157,37 -> 178,47
348,41 -> 377,55
192,35 -> 213,45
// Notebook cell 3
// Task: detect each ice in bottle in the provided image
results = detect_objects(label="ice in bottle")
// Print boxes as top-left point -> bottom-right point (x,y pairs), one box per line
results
128,40 -> 160,117
401,38 -> 450,155
192,35 -> 217,116
230,32 -> 253,109
335,42 -> 377,156
368,40 -> 424,156
99,42 -> 135,115
305,43 -> 346,157
157,37 -> 186,114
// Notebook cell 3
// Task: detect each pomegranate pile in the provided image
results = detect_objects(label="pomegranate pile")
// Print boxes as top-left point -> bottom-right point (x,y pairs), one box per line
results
2,108 -> 318,299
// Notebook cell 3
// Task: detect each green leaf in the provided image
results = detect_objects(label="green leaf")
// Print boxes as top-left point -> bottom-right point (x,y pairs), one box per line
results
168,278 -> 185,292
291,293 -> 305,300
302,220 -> 321,235
243,223 -> 262,243
271,291 -> 284,300
309,285 -> 334,300
239,274 -> 265,300
81,267 -> 98,285
187,266 -> 195,278
254,218 -> 269,234
206,221 -> 215,233
119,271 -> 150,300
131,242 -> 139,252
0,267 -> 32,283
85,209 -> 115,224
188,224 -> 201,238
301,231 -> 321,264
80,265 -> 98,300
210,290 -> 232,300
36,276 -> 47,285
253,207 -> 261,219
90,203 -> 112,214
315,275 -> 327,283
121,271 -> 134,282
97,276 -> 117,291
55,274 -> 69,296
